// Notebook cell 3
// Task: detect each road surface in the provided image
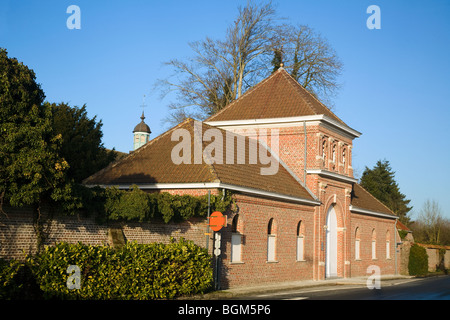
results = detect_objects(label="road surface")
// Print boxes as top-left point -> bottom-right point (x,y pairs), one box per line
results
238,275 -> 450,300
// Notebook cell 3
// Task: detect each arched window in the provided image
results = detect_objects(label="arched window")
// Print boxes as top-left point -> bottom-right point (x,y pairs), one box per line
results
342,148 -> 347,173
267,218 -> 276,262
231,214 -> 239,233
332,145 -> 336,163
355,227 -> 361,260
386,230 -> 391,259
296,221 -> 305,261
372,229 -> 377,260
322,140 -> 327,166
231,214 -> 242,263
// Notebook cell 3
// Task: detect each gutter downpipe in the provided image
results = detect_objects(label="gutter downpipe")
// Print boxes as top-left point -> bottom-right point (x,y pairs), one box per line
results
394,218 -> 398,275
304,121 -> 307,184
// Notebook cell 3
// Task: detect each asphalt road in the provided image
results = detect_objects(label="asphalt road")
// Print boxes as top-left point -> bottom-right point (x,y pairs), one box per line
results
239,275 -> 450,300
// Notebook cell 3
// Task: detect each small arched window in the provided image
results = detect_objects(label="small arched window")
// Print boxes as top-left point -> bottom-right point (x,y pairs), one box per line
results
386,230 -> 391,259
296,221 -> 305,261
267,218 -> 276,262
322,140 -> 327,164
332,145 -> 336,163
268,218 -> 273,235
355,227 -> 361,260
231,215 -> 242,263
372,229 -> 377,260
232,214 -> 239,233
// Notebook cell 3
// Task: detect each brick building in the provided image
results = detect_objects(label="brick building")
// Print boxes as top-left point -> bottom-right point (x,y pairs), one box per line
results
0,67 -> 399,288
83,67 -> 399,288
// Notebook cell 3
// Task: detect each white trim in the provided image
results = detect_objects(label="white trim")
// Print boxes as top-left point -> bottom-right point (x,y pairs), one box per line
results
349,205 -> 398,220
85,182 -> 221,190
85,182 -> 321,206
219,183 -> 321,206
306,169 -> 358,183
205,115 -> 361,139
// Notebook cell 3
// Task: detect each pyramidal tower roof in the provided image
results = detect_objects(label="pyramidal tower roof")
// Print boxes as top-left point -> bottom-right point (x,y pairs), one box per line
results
206,67 -> 346,126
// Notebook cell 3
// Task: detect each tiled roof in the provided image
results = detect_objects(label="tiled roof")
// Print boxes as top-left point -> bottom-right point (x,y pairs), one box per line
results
416,243 -> 450,250
396,220 -> 411,232
84,119 -> 316,202
206,67 -> 346,125
351,183 -> 397,218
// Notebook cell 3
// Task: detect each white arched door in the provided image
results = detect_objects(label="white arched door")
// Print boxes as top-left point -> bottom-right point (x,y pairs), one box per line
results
326,206 -> 338,278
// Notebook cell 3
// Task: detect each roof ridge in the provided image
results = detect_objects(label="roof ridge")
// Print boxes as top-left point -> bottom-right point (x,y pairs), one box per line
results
205,68 -> 284,121
354,183 -> 397,217
278,69 -> 320,115
279,68 -> 346,125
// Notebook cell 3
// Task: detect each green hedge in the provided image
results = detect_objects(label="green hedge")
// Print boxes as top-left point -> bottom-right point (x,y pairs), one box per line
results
1,239 -> 213,299
78,185 -> 233,224
408,244 -> 429,276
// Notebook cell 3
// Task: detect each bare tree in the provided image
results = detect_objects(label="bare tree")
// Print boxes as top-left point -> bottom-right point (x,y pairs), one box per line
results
270,24 -> 343,106
158,1 -> 343,125
158,1 -> 277,125
416,199 -> 444,244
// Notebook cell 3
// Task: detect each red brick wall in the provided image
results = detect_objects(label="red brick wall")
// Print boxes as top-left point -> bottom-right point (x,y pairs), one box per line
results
350,212 -> 397,277
221,124 -> 354,189
215,121 -> 397,285
0,206 -> 109,260
0,205 -> 212,260
0,191 -> 397,288
219,193 -> 316,288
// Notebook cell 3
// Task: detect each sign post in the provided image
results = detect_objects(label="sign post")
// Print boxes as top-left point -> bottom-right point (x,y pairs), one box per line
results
209,211 -> 226,290
205,191 -> 211,251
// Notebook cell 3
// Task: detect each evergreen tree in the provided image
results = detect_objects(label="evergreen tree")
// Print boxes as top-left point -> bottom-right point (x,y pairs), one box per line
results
0,48 -> 74,250
360,159 -> 412,224
271,48 -> 283,73
50,102 -> 116,183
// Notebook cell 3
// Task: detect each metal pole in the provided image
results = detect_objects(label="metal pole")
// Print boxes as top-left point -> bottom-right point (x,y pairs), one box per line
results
214,231 -> 222,290
214,231 -> 219,290
206,190 -> 211,251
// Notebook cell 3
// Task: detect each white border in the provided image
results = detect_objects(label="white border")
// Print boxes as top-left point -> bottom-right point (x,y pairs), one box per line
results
85,182 -> 321,206
205,115 -> 362,139
306,169 -> 358,183
349,205 -> 398,220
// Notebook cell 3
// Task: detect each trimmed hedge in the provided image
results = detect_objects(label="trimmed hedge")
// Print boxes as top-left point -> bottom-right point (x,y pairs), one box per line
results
408,244 -> 429,276
80,185 -> 234,224
1,239 -> 213,299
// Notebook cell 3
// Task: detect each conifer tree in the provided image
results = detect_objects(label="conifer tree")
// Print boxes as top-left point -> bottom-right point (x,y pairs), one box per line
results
360,159 -> 412,224
50,102 -> 116,183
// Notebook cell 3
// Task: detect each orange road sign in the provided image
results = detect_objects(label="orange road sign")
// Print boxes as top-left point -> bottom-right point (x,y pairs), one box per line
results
209,211 -> 226,232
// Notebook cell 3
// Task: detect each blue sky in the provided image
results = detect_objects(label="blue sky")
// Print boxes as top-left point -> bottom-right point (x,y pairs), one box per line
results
1,0 -> 449,219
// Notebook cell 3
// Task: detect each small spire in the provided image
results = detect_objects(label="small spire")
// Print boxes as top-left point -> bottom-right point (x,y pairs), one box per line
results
140,94 -> 147,119
279,39 -> 285,69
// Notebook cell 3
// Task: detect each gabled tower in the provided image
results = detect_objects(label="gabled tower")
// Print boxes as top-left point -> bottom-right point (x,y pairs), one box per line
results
133,112 -> 151,150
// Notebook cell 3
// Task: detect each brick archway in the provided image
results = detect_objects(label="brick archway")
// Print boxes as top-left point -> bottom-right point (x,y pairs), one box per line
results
323,195 -> 346,279
325,205 -> 338,278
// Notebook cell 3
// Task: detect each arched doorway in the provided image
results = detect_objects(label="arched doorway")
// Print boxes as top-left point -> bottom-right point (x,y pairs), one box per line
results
326,206 -> 338,278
